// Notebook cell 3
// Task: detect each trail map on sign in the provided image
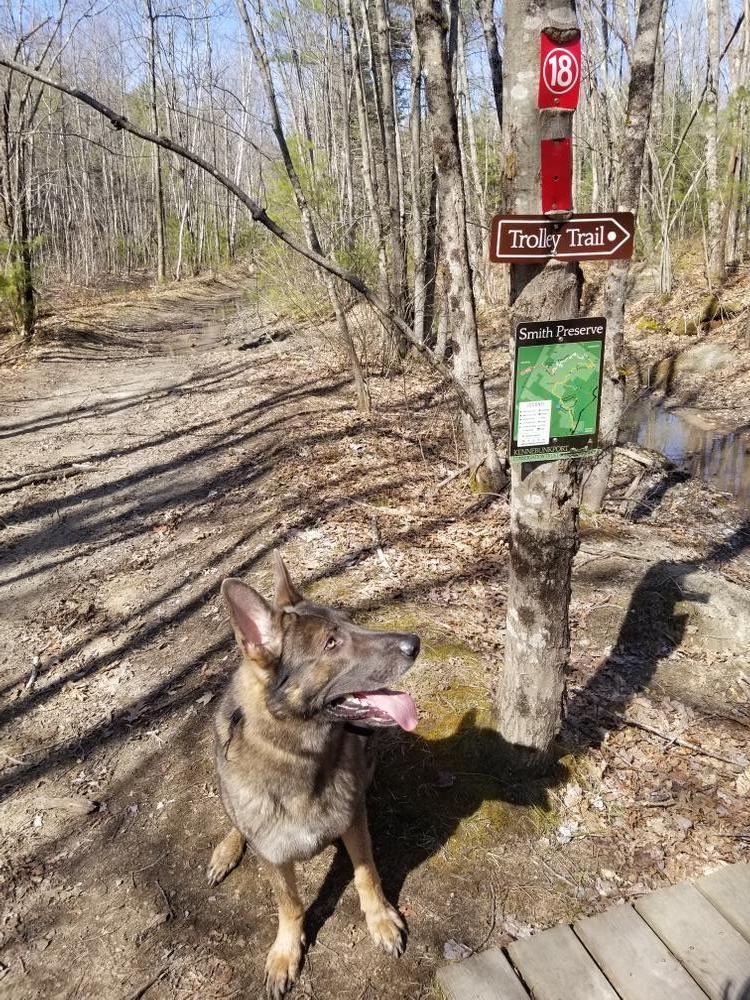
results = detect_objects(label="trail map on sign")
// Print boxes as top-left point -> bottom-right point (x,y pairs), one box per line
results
510,318 -> 606,463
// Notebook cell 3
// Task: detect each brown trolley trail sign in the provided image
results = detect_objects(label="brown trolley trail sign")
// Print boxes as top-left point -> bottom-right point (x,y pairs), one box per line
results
489,212 -> 635,263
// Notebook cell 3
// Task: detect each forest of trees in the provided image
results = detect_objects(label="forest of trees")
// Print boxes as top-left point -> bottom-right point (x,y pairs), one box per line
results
1,0 -> 748,337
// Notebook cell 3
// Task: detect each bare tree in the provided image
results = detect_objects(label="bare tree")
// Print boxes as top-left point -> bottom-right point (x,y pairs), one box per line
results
408,13 -> 427,344
145,0 -> 167,282
413,0 -> 505,492
583,0 -> 666,511
0,4 -> 69,339
495,0 -> 583,770
705,0 -> 722,281
475,0 -> 503,127
236,0 -> 371,414
373,0 -> 407,342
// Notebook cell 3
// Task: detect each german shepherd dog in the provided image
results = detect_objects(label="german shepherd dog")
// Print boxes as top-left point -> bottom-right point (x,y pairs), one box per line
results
207,553 -> 420,998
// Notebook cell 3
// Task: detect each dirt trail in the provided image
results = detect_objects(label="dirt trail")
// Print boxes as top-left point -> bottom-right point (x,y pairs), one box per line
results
1,281 -> 749,1000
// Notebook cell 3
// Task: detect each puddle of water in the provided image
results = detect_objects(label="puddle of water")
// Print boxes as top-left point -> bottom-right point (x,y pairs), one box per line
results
622,395 -> 750,509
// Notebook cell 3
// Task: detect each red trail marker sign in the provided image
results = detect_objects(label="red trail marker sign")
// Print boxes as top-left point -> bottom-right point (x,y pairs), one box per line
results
540,137 -> 573,212
489,212 -> 635,263
538,30 -> 581,110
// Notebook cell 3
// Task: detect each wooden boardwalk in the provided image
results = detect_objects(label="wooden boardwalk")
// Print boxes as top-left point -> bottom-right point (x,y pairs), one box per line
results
438,862 -> 750,1000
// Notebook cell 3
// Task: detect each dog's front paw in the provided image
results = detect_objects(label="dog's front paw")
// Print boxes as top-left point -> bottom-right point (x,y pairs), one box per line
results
207,829 -> 245,886
206,850 -> 236,886
264,937 -> 303,999
366,904 -> 406,957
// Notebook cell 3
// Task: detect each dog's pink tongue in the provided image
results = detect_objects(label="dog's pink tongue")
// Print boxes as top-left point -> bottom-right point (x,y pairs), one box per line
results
361,690 -> 418,731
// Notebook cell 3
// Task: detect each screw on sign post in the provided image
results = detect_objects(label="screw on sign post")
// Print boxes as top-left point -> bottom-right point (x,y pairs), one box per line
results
538,29 -> 581,110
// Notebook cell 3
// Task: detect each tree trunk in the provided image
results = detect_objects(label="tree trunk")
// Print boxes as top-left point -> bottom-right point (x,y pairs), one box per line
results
475,0 -> 503,128
343,0 -> 390,312
423,157 -> 439,344
15,189 -> 36,339
147,0 -> 167,283
583,0 -> 666,511
495,0 -> 583,771
374,0 -> 408,350
238,0 -> 371,415
409,17 -> 427,343
719,0 -> 750,271
705,0 -> 722,281
414,0 -> 505,491
456,8 -> 485,293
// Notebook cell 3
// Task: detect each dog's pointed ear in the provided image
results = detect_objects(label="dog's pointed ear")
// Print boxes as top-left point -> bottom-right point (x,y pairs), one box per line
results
222,578 -> 276,650
273,552 -> 304,608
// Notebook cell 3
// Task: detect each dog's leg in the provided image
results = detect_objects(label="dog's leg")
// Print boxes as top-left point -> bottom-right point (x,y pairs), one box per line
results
207,826 -> 245,885
342,806 -> 405,957
262,860 -> 305,1000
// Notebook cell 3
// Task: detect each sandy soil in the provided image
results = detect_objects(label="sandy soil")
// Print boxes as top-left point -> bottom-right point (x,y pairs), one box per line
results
1,277 -> 749,1000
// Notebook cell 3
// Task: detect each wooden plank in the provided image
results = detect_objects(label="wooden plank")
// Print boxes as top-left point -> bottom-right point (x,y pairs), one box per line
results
635,882 -> 750,1000
574,902 -> 707,1000
697,863 -> 750,942
437,948 -> 530,1000
507,924 -> 619,1000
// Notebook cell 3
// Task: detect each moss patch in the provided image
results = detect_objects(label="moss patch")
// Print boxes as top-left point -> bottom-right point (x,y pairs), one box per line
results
371,657 -> 558,875
635,315 -> 664,335
360,604 -> 483,668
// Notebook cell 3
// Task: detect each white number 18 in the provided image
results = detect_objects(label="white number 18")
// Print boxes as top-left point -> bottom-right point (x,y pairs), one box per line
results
544,48 -> 579,94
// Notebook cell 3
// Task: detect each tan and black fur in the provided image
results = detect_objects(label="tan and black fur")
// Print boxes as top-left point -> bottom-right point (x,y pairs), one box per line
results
207,553 -> 420,998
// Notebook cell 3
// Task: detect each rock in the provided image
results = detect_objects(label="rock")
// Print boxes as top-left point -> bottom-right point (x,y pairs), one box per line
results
443,939 -> 472,961
627,263 -> 659,303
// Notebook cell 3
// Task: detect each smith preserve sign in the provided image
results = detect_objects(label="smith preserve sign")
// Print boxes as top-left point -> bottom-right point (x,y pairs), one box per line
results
510,318 -> 606,463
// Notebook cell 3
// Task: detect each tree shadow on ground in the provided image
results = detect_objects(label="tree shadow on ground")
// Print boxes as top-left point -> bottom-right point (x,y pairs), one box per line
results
6,511 -> 750,995
305,710 -> 566,947
0,694 -> 566,997
565,518 -> 750,747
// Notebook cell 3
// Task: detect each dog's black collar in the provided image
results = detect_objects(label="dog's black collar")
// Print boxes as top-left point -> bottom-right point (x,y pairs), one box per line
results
344,722 -> 374,737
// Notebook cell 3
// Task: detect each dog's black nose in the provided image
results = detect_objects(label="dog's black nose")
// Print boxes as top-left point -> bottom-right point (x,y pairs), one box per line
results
399,634 -> 420,659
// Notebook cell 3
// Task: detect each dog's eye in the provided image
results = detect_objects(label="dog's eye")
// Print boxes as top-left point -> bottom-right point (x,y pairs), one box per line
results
325,635 -> 338,650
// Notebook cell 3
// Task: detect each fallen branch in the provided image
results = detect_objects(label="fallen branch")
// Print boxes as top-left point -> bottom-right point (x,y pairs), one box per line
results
123,963 -> 170,1000
577,547 -> 653,563
436,463 -> 470,489
615,445 -> 656,468
370,515 -> 398,578
0,56 -> 484,428
0,462 -> 92,494
624,718 -> 746,771
619,469 -> 645,515
470,883 -> 497,955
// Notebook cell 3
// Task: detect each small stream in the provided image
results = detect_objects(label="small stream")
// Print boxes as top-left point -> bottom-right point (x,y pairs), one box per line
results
621,395 -> 750,509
